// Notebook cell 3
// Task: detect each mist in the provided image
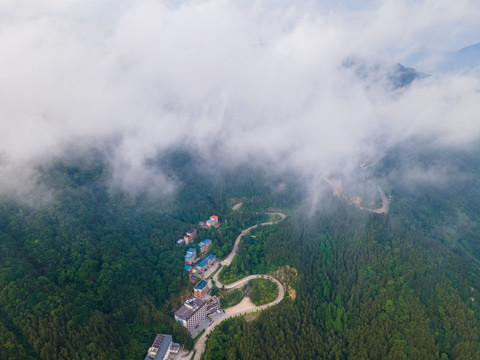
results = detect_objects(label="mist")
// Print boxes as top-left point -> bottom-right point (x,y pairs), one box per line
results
1,0 -> 480,201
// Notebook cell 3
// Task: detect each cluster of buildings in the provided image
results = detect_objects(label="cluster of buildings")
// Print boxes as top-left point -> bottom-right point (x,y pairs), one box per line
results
199,215 -> 219,228
144,334 -> 179,360
183,239 -> 216,280
183,253 -> 217,280
174,280 -> 220,333
144,216 -> 223,357
173,215 -> 222,334
175,215 -> 218,247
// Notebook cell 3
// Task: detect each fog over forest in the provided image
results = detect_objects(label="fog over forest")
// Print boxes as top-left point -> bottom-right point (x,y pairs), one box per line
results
1,0 -> 480,201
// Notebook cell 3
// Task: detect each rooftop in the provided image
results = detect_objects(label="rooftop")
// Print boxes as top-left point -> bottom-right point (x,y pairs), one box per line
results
196,257 -> 209,268
175,298 -> 206,321
195,280 -> 209,291
144,334 -> 172,360
187,248 -> 196,253
185,253 -> 194,259
199,239 -> 212,247
184,265 -> 192,271
187,229 -> 196,234
206,254 -> 217,261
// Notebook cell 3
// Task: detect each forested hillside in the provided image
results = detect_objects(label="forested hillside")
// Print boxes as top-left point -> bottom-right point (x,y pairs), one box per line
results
2,145 -> 480,359
203,146 -> 480,360
0,149 -> 301,359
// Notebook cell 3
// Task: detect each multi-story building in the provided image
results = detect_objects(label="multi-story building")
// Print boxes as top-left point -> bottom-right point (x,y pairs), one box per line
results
144,334 -> 172,360
184,252 -> 195,265
196,257 -> 209,272
200,215 -> 219,228
194,280 -> 210,299
183,228 -> 197,244
174,298 -> 207,333
206,253 -> 216,265
199,239 -> 212,254
186,229 -> 197,239
195,254 -> 217,272
209,215 -> 218,226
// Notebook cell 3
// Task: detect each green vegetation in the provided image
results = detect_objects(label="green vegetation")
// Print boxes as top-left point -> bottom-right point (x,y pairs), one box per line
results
218,226 -> 279,284
0,149 -> 302,360
248,278 -> 278,306
267,213 -> 282,222
211,276 -> 245,308
203,147 -> 480,360
217,264 -> 243,285
5,145 -> 480,359
219,288 -> 245,309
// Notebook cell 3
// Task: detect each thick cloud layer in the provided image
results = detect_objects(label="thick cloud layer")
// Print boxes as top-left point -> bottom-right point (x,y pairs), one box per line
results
1,0 -> 480,199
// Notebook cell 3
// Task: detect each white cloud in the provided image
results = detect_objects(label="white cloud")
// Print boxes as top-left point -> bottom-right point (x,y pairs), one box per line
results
0,0 -> 479,198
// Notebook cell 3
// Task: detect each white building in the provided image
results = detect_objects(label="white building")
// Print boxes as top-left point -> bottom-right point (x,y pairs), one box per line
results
174,298 -> 207,333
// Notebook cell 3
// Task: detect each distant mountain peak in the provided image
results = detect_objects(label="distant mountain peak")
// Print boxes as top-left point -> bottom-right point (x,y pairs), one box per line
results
342,57 -> 427,90
438,42 -> 480,73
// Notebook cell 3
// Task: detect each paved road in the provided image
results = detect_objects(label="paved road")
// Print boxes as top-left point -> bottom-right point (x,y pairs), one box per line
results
359,186 -> 390,214
193,275 -> 284,360
232,202 -> 243,211
323,176 -> 390,214
194,213 -> 286,360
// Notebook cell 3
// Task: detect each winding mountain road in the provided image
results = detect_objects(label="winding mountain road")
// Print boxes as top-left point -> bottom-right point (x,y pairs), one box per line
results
219,212 -> 287,268
323,176 -> 390,214
193,212 -> 286,360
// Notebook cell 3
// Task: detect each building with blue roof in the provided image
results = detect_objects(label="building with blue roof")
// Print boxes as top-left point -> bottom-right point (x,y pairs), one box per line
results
196,254 -> 217,272
199,239 -> 212,254
196,257 -> 209,272
184,251 -> 195,265
184,265 -> 192,271
206,254 -> 216,262
195,280 -> 208,290
194,280 -> 210,299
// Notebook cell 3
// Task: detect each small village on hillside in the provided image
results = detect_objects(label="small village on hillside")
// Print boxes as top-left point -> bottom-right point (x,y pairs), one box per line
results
143,215 -> 222,360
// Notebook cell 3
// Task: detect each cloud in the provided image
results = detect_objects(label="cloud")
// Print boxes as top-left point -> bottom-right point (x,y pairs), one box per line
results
0,0 -> 479,200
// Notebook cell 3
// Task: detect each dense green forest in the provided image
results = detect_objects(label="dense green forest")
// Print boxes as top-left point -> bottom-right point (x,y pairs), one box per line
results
3,145 -> 480,359
218,225 -> 280,284
203,146 -> 480,360
0,149 -> 302,359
